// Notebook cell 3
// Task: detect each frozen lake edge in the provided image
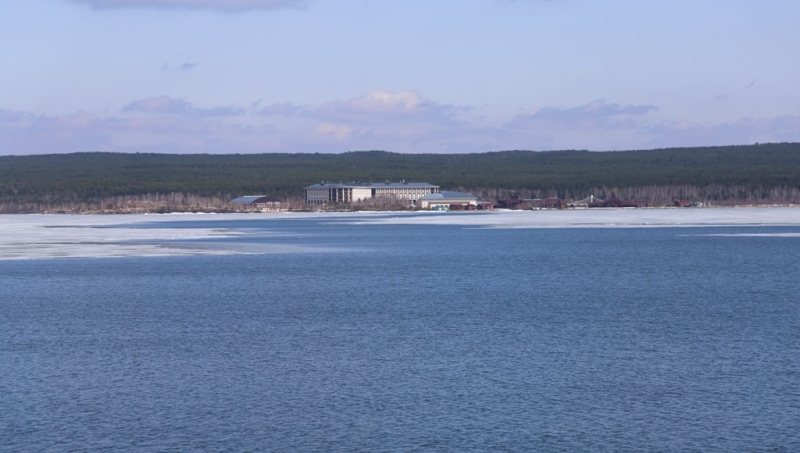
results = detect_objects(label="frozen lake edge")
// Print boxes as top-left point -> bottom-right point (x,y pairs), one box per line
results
1,207 -> 798,260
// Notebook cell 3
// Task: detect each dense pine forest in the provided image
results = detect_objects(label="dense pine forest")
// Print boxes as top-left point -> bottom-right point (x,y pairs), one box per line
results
1,143 -> 799,212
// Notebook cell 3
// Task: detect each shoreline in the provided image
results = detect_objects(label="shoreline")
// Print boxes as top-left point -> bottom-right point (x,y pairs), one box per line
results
2,203 -> 797,216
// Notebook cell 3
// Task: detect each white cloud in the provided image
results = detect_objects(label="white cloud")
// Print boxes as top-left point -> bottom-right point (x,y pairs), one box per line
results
315,90 -> 466,124
70,0 -> 305,11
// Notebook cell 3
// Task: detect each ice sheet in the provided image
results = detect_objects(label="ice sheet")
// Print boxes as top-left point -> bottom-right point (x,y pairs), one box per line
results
0,213 -> 336,260
346,207 -> 800,229
1,208 -> 798,260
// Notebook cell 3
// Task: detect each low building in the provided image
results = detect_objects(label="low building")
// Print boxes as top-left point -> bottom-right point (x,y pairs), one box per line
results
588,194 -> 639,208
304,181 -> 439,205
417,191 -> 479,210
231,195 -> 283,211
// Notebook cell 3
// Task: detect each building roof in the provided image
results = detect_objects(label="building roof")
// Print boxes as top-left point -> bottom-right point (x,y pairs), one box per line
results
231,195 -> 281,205
419,191 -> 478,201
305,181 -> 438,190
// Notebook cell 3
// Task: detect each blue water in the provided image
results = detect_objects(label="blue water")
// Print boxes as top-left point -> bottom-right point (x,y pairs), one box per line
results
2,215 -> 799,451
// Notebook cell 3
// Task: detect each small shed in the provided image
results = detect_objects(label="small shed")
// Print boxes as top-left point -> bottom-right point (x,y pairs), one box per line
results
231,195 -> 283,211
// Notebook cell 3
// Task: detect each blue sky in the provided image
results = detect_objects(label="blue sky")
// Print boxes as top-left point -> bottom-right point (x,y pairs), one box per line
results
1,0 -> 799,154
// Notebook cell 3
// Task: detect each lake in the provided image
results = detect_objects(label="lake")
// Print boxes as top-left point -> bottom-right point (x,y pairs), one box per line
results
1,209 -> 799,450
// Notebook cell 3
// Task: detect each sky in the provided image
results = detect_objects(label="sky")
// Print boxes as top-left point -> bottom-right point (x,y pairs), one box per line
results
1,0 -> 799,155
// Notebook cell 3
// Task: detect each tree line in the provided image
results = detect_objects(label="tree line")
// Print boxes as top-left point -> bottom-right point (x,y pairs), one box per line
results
1,143 -> 799,212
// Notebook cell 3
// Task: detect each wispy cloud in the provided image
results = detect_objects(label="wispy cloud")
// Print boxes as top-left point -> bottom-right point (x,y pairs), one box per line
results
0,109 -> 31,123
159,62 -> 200,72
0,107 -> 276,154
123,96 -> 243,116
70,0 -> 306,12
258,102 -> 307,116
511,99 -> 656,128
744,78 -> 760,90
0,110 -> 114,154
646,115 -> 800,148
490,100 -> 659,149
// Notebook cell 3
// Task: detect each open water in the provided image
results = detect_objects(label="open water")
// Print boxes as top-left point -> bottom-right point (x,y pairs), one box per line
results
1,213 -> 799,451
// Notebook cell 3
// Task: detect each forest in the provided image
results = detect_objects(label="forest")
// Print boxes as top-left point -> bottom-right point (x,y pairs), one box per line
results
1,143 -> 799,212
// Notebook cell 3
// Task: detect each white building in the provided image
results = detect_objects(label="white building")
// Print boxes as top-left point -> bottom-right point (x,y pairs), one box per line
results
304,182 -> 439,205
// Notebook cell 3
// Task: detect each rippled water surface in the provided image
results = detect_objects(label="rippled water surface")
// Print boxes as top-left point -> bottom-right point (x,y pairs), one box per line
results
2,213 -> 799,450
